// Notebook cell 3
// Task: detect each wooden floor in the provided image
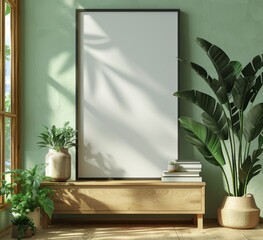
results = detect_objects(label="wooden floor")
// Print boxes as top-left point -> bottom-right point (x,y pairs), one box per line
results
2,222 -> 263,240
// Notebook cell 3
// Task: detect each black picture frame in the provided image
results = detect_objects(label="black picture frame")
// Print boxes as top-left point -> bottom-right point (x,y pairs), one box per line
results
76,9 -> 180,180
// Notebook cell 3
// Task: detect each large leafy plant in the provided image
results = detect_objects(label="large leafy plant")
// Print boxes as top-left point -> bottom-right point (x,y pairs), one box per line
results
37,121 -> 77,152
0,164 -> 54,219
174,37 -> 263,196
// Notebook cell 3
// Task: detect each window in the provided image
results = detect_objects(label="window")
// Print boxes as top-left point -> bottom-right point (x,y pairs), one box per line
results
0,0 -> 20,205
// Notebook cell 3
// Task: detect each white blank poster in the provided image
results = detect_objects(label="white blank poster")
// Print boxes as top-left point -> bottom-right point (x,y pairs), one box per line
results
77,10 -> 179,179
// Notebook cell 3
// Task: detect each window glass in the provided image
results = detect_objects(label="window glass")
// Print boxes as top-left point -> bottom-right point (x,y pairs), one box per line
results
5,117 -> 11,173
0,0 -> 19,205
5,2 -> 11,112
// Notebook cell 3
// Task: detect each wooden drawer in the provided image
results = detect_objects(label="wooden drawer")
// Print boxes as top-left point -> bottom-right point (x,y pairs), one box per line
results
51,185 -> 204,214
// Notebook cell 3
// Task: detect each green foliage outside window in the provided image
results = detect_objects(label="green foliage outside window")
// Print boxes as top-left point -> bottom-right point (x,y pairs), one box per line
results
5,3 -> 10,61
4,3 -> 11,171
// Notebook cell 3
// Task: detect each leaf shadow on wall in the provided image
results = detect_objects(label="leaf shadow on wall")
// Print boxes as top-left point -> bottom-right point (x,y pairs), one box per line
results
79,143 -> 125,179
79,13 -> 179,177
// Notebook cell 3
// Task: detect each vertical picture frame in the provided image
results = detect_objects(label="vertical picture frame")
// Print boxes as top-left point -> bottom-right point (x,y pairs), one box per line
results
76,9 -> 179,179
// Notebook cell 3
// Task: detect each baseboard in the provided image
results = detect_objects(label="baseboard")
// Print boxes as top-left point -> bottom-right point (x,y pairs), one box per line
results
0,225 -> 11,238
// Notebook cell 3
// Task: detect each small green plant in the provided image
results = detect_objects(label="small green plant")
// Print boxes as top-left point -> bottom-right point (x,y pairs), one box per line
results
12,215 -> 36,240
37,121 -> 77,152
167,160 -> 179,172
0,164 -> 54,219
169,160 -> 178,165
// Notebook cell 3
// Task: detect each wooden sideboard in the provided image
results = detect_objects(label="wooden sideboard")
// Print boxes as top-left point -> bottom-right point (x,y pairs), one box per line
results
42,180 -> 205,229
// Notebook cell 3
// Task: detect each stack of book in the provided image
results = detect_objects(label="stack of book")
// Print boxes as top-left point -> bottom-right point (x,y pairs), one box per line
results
161,161 -> 202,182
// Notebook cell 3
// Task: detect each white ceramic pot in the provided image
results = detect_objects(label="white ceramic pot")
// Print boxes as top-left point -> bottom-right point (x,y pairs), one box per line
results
218,194 -> 260,229
167,163 -> 179,172
45,148 -> 71,181
28,207 -> 41,229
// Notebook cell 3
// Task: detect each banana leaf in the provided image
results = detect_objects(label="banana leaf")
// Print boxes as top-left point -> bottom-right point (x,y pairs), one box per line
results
179,117 -> 225,166
259,131 -> 263,148
244,103 -> 263,142
242,54 -> 263,77
239,163 -> 261,185
252,148 -> 263,159
174,90 -> 228,140
222,61 -> 243,92
229,102 -> 240,135
190,62 -> 228,104
242,55 -> 263,103
232,76 -> 255,110
239,149 -> 262,195
247,74 -> 263,103
196,38 -> 242,92
196,38 -> 230,81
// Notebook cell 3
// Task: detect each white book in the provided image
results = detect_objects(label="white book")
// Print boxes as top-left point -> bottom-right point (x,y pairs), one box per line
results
175,161 -> 201,168
172,167 -> 201,172
162,171 -> 200,177
161,176 -> 202,182
177,161 -> 201,164
177,166 -> 202,171
178,163 -> 202,169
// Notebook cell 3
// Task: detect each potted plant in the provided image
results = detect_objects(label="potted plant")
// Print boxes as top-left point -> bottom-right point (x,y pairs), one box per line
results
37,121 -> 77,181
0,164 -> 54,230
167,160 -> 179,172
174,37 -> 262,228
11,215 -> 36,240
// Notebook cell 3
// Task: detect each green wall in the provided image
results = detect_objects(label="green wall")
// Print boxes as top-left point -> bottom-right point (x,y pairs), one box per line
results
0,209 -> 11,233
5,0 -> 260,229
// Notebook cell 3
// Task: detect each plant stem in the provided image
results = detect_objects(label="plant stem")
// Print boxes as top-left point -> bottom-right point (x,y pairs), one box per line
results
244,141 -> 249,162
232,160 -> 238,196
236,110 -> 245,196
226,101 -> 237,195
219,165 -> 232,196
222,140 -> 234,189
246,142 -> 251,159
238,111 -> 244,168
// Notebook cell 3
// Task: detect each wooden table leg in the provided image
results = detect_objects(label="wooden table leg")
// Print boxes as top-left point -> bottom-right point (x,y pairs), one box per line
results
197,214 -> 203,230
42,213 -> 51,229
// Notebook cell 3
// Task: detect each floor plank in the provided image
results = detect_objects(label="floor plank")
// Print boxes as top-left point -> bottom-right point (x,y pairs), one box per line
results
1,222 -> 263,240
92,226 -> 178,240
205,227 -> 248,240
235,223 -> 263,240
